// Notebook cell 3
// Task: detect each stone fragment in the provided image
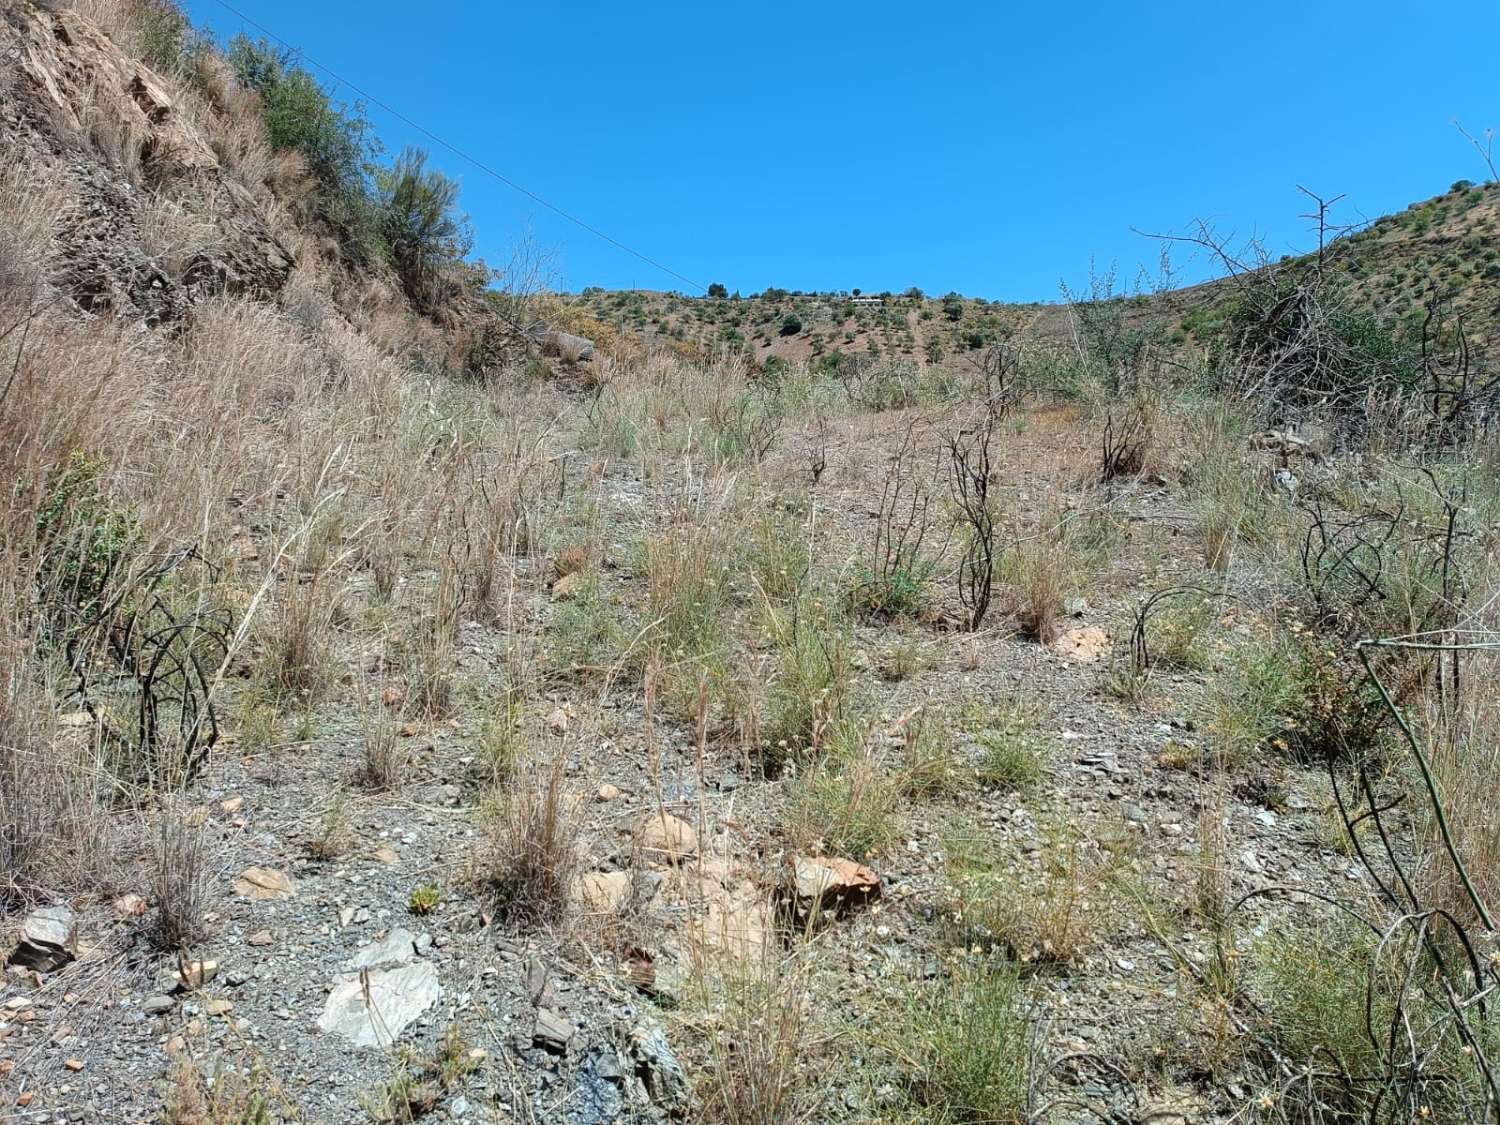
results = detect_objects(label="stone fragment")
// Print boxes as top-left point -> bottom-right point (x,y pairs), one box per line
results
533,1007 -> 576,1054
551,571 -> 586,601
12,905 -> 77,971
317,962 -> 441,1048
348,928 -> 418,970
232,867 -> 295,901
635,813 -> 698,863
790,856 -> 882,913
578,871 -> 633,914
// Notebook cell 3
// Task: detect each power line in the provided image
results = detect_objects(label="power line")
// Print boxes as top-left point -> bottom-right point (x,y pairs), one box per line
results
205,0 -> 706,293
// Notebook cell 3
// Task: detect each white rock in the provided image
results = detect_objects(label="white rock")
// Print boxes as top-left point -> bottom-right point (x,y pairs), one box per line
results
317,962 -> 441,1048
347,928 -> 418,970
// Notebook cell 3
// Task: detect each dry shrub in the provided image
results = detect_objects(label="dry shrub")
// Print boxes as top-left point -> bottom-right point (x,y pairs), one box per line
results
152,799 -> 208,949
480,752 -> 581,928
697,954 -> 820,1125
174,297 -> 325,448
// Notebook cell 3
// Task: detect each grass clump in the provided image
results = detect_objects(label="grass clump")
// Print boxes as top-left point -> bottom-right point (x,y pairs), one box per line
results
362,1025 -> 479,1122
762,588 -> 855,769
945,825 -> 1112,966
478,756 -> 580,928
968,701 -> 1047,792
549,571 -> 633,680
907,955 -> 1032,1124
408,883 -> 441,916
786,725 -> 901,860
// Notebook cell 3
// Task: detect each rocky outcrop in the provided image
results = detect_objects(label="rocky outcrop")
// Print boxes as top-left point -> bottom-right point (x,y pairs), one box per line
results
0,2 -> 294,323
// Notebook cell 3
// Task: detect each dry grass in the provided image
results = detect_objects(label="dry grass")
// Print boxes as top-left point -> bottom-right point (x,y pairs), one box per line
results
152,800 -> 208,949
1420,647 -> 1500,923
694,953 -> 821,1125
479,751 -> 581,928
0,651 -> 114,904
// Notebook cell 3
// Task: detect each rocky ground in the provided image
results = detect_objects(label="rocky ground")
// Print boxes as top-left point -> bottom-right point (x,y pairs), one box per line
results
0,393 -> 1372,1124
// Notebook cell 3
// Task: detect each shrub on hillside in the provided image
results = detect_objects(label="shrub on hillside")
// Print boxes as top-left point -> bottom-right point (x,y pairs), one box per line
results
226,35 -> 380,258
376,148 -> 473,312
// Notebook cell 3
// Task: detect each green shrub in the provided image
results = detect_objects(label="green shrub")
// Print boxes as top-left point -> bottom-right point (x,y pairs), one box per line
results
227,36 -> 380,257
779,314 -> 802,336
376,148 -> 472,312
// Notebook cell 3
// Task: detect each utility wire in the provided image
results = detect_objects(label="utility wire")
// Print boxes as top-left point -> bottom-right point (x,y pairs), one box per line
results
206,0 -> 706,293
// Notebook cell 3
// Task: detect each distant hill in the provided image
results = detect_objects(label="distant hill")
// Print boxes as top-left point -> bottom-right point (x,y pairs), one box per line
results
569,180 -> 1500,368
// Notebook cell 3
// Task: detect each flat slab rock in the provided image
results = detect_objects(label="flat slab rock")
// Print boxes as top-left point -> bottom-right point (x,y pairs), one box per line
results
232,866 -> 296,900
317,962 -> 441,1048
347,927 -> 419,970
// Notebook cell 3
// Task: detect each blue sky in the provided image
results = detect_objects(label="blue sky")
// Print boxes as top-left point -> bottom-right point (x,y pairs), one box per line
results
185,0 -> 1499,301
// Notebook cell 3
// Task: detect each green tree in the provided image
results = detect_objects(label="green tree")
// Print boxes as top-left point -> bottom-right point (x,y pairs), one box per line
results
706,282 -> 728,299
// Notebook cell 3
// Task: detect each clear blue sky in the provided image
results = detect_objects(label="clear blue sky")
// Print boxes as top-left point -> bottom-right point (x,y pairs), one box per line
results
185,0 -> 1498,300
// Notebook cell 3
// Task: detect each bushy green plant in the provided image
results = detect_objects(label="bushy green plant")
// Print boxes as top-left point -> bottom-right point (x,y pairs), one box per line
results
376,148 -> 472,311
227,36 -> 381,256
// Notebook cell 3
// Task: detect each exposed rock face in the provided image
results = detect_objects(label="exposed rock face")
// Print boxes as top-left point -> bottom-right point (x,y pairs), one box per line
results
0,3 -> 294,323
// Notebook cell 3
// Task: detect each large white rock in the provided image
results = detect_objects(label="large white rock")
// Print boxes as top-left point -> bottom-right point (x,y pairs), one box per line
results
317,962 -> 441,1048
346,928 -> 418,970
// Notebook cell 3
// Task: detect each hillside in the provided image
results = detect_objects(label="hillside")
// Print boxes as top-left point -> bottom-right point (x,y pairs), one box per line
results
573,180 -> 1500,371
6,3 -> 1500,1124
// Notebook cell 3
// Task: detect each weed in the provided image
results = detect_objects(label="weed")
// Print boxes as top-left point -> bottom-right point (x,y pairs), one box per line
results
362,1024 -> 479,1122
161,1056 -> 274,1125
899,707 -> 966,799
762,590 -> 855,768
698,956 -> 819,1125
408,883 -> 441,915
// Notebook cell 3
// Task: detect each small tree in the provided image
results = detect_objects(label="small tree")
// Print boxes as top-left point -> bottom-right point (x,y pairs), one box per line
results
780,314 -> 802,336
707,282 -> 728,299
